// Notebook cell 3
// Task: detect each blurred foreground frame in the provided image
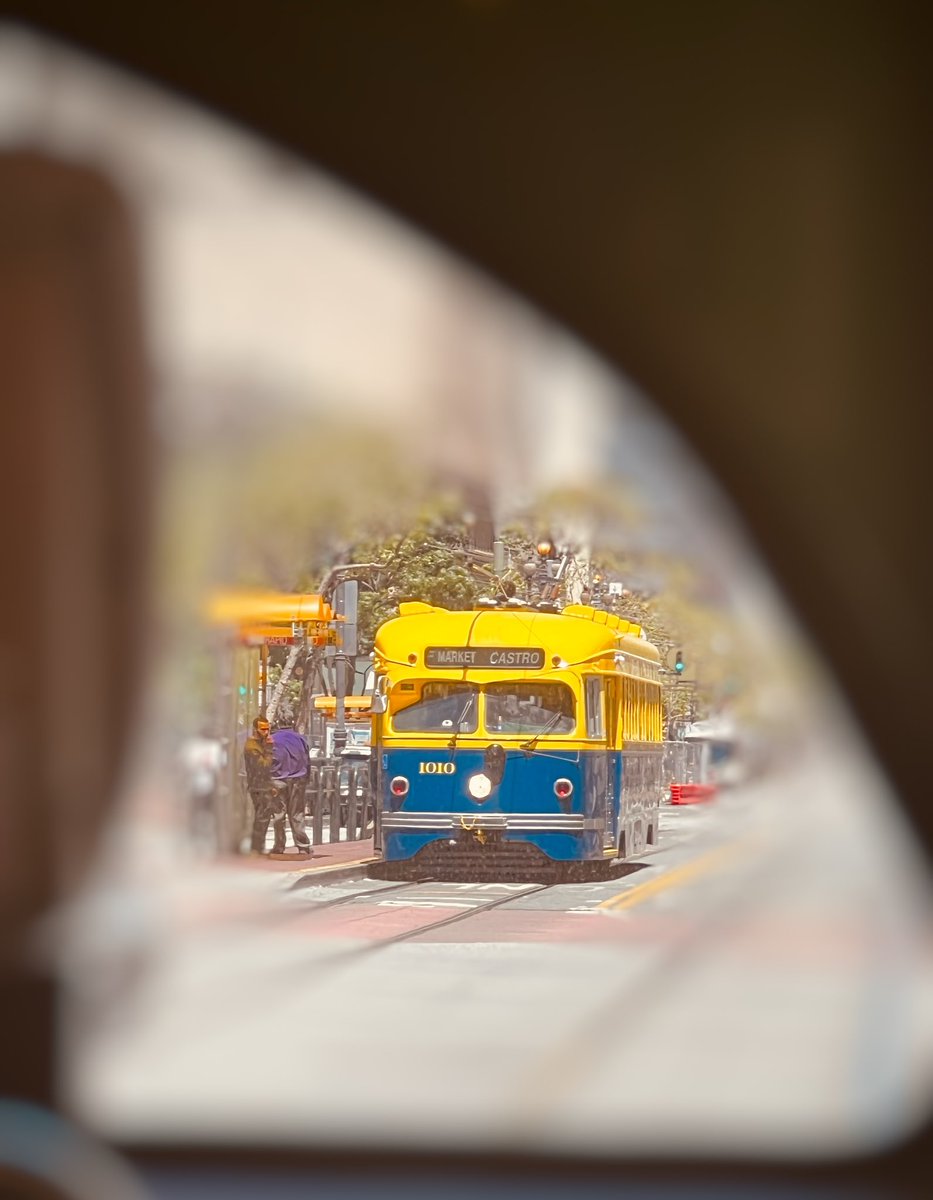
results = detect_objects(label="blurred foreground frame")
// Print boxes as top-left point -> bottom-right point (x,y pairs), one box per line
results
1,0 -> 931,1196
0,151 -> 149,1099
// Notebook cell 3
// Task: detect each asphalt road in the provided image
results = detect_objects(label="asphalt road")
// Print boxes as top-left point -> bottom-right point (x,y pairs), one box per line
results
62,755 -> 933,1162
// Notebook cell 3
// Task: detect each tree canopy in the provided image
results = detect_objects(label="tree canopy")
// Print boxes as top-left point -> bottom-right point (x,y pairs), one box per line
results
349,519 -> 482,652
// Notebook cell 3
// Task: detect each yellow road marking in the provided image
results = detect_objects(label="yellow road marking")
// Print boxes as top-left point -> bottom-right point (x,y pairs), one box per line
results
598,838 -> 754,912
289,856 -> 377,878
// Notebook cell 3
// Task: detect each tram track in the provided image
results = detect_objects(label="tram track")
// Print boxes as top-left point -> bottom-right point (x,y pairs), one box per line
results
285,875 -> 553,934
285,874 -> 432,911
80,807 -> 756,1075
136,809 -> 741,1055
274,877 -> 557,958
176,803 -> 722,984
109,878 -> 559,1065
186,878 -> 559,1022
340,879 -> 555,954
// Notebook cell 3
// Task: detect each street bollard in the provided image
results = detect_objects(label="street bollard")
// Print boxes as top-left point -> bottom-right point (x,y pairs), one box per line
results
307,768 -> 321,844
326,764 -> 340,844
311,788 -> 324,847
305,764 -> 317,817
359,769 -> 373,836
346,770 -> 359,842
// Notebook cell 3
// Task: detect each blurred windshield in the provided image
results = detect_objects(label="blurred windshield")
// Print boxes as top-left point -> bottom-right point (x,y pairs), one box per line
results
4,26 -> 930,1166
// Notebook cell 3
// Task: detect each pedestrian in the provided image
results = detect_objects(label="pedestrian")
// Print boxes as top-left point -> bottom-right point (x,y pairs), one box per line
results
178,727 -> 224,850
271,724 -> 312,856
243,715 -> 281,855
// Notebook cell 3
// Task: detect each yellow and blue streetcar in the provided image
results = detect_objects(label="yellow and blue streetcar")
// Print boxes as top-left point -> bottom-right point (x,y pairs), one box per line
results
370,601 -> 664,876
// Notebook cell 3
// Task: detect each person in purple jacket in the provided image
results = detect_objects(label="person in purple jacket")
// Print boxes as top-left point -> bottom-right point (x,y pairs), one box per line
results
271,725 -> 312,856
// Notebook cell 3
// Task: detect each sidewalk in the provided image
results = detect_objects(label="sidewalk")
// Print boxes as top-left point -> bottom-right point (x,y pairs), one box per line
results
220,836 -> 377,881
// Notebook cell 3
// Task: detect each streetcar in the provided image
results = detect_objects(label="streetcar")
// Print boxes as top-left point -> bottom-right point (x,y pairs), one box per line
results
370,600 -> 664,875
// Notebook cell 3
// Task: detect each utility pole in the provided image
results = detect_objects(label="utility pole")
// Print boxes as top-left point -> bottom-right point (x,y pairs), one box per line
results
332,579 -> 358,756
259,641 -> 269,717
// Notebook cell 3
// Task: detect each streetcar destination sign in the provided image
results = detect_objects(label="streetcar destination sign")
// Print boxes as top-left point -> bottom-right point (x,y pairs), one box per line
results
425,646 -> 546,669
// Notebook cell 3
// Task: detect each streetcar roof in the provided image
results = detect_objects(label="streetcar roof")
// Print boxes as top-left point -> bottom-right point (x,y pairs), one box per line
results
373,602 -> 660,675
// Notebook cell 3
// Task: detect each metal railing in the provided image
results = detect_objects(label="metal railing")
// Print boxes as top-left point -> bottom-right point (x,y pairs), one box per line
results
306,760 -> 374,844
662,740 -> 708,788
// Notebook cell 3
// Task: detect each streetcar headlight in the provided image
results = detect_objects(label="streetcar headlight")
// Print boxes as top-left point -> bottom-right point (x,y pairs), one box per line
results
390,776 -> 409,797
554,778 -> 574,800
468,773 -> 492,800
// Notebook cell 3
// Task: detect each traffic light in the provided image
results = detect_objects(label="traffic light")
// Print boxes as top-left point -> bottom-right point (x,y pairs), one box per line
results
674,651 -> 685,675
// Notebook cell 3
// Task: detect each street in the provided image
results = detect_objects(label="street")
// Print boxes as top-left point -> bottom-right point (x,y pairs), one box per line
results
63,750 -> 933,1162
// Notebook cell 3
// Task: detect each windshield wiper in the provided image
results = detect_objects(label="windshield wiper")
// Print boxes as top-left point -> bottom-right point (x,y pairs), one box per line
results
519,710 -> 567,756
446,696 -> 475,751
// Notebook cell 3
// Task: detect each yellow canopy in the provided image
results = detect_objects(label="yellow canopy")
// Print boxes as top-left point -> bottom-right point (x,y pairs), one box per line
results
313,696 -> 373,712
206,589 -> 334,627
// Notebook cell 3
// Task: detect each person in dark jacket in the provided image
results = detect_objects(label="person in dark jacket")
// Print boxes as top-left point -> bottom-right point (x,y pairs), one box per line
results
243,716 -> 279,854
271,726 -> 312,855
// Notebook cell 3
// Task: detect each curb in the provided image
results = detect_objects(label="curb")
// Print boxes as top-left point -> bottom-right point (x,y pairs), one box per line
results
284,856 -> 380,889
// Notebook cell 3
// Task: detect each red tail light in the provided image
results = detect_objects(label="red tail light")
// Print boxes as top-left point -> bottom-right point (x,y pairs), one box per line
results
390,776 -> 409,797
554,778 -> 573,799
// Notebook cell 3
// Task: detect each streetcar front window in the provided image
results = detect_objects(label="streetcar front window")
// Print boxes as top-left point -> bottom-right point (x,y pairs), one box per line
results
484,683 -> 575,735
392,683 -> 478,734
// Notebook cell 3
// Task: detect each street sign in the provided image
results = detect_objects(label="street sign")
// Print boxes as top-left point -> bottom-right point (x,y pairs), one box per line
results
426,646 -> 546,669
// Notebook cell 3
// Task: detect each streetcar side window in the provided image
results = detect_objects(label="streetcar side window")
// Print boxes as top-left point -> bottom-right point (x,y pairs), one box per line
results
391,682 -> 478,734
606,678 -> 621,748
585,677 -> 605,739
622,676 -> 634,741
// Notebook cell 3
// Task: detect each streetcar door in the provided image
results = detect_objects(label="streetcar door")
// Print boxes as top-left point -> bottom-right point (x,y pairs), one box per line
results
605,677 -> 624,846
584,677 -> 615,849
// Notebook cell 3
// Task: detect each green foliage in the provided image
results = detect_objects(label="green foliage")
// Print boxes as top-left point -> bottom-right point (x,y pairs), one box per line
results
267,663 -> 303,725
351,520 -> 482,651
589,548 -> 754,724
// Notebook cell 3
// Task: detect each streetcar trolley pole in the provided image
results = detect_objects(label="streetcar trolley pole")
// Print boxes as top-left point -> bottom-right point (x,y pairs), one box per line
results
331,579 -> 358,757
